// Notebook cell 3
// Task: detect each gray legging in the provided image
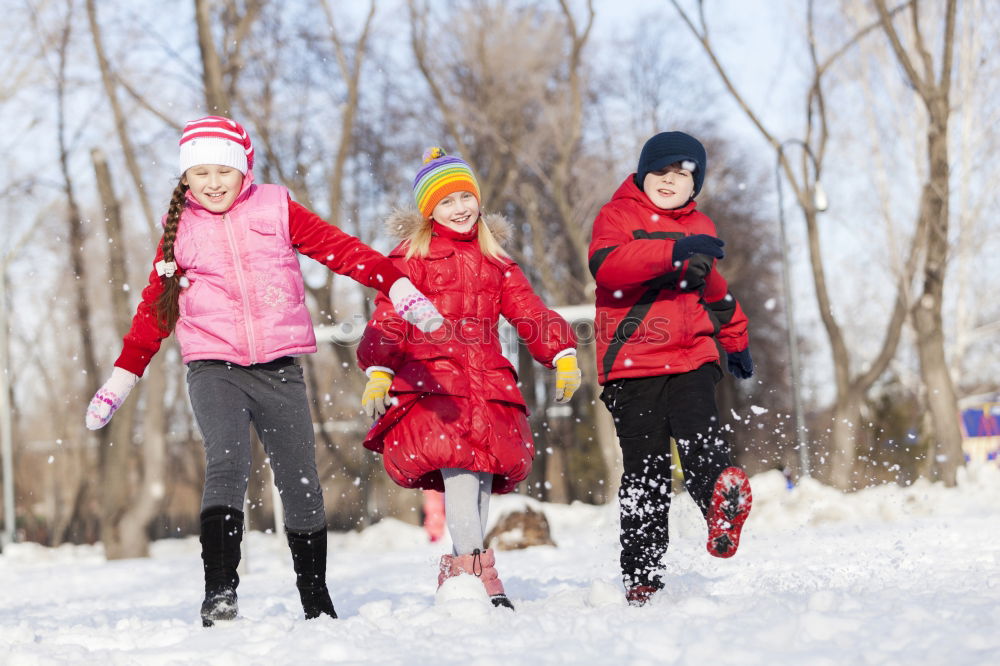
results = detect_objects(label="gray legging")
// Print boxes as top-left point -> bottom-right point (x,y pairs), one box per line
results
440,468 -> 492,556
186,357 -> 326,533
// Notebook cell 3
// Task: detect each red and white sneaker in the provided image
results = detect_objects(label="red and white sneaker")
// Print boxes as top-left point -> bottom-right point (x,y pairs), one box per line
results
706,467 -> 752,558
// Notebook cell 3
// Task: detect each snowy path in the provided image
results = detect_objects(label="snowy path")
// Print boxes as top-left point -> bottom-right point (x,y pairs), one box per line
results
2,467 -> 999,665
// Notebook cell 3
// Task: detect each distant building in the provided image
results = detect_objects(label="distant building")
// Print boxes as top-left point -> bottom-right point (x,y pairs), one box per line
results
960,397 -> 1000,464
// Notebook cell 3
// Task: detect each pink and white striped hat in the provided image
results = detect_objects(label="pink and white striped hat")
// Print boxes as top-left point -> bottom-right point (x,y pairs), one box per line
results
178,116 -> 254,175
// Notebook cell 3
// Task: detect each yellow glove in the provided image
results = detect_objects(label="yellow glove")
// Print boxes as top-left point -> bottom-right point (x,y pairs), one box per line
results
554,354 -> 581,404
362,370 -> 394,419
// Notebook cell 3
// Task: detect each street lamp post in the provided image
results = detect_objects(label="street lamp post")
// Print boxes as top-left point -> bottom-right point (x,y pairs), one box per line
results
1,224 -> 41,549
0,262 -> 14,548
774,139 -> 827,479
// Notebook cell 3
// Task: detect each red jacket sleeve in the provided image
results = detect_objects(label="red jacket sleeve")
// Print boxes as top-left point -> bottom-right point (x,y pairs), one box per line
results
114,239 -> 171,376
288,198 -> 405,295
356,290 -> 409,373
703,267 -> 749,353
588,206 -> 678,290
499,262 -> 576,368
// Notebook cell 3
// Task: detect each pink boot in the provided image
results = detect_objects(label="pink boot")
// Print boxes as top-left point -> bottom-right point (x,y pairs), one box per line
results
438,548 -> 514,610
422,490 -> 446,543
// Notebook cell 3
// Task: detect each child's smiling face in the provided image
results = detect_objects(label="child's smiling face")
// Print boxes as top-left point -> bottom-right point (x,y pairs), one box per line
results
431,190 -> 480,232
642,164 -> 695,210
183,165 -> 245,213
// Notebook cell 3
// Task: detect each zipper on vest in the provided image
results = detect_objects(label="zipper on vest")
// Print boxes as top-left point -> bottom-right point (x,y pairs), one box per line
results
223,213 -> 258,364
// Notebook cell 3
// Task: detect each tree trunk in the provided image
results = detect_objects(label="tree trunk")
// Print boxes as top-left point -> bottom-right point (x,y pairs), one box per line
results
827,391 -> 863,490
86,0 -> 170,555
85,0 -> 157,234
875,0 -> 962,486
117,353 -> 167,556
912,131 -> 962,485
545,414 -> 571,504
580,341 -> 620,495
517,340 -> 546,499
92,149 -> 147,558
55,17 -> 111,545
194,0 -> 231,115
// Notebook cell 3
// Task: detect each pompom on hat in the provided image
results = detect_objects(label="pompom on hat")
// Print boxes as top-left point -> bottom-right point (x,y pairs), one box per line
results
634,131 -> 707,197
179,116 -> 255,175
412,147 -> 481,219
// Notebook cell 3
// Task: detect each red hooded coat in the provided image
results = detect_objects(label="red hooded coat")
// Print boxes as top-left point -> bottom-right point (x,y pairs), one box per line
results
588,177 -> 749,384
358,211 -> 575,493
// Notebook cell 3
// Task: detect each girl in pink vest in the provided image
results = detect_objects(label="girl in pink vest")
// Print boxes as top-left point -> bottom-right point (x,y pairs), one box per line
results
357,148 -> 583,610
84,116 -> 442,626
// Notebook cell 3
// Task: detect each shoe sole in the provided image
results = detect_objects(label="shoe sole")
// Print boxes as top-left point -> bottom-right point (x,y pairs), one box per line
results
706,467 -> 752,558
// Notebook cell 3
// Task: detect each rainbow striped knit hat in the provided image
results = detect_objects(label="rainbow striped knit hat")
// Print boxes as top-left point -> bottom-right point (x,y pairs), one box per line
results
412,147 -> 481,219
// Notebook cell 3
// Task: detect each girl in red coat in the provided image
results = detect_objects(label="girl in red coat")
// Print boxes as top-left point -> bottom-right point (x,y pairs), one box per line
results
357,148 -> 581,609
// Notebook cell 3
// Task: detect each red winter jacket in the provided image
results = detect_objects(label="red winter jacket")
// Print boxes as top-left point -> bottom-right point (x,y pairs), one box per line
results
588,177 -> 749,384
358,213 -> 575,405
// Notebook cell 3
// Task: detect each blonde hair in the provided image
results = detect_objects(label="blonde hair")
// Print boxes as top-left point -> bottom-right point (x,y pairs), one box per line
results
403,216 -> 508,261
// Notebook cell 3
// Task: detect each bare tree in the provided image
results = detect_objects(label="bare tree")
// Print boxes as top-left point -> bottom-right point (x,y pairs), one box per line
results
28,0 -> 112,544
49,0 -> 107,484
669,0 -> 920,489
873,0 -> 962,485
91,148 -> 169,557
85,0 -> 158,234
194,0 -> 264,115
86,0 -> 172,557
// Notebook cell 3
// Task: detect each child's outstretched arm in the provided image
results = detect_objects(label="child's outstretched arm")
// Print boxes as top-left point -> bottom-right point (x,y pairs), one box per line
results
499,263 -> 580,402
88,239 -> 172,429
288,198 -> 442,332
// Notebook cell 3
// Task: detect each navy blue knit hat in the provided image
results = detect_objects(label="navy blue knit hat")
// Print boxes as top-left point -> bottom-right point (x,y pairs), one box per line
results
634,131 -> 707,197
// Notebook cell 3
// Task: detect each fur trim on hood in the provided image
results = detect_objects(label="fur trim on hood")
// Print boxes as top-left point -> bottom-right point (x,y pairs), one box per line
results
383,208 -> 513,248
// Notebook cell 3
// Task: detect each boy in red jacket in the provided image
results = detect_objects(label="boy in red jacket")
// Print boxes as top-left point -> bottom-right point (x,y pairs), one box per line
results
588,131 -> 754,606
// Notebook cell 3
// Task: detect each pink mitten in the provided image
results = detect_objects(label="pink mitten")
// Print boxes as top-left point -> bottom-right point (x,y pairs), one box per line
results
85,367 -> 140,430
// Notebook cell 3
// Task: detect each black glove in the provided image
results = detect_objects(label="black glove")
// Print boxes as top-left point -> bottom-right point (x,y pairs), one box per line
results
672,234 -> 725,264
726,347 -> 754,379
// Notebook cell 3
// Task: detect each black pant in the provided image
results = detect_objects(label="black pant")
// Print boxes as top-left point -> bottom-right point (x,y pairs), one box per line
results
600,364 -> 732,588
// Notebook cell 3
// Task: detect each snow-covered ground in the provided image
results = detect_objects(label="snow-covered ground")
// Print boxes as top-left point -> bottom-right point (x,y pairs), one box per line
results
2,466 -> 999,665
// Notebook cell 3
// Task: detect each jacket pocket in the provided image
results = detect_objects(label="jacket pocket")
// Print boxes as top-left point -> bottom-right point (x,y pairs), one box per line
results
248,217 -> 277,236
247,217 -> 279,255
422,249 -> 457,291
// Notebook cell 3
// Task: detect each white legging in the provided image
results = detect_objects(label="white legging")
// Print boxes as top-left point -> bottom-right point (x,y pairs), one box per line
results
440,468 -> 493,556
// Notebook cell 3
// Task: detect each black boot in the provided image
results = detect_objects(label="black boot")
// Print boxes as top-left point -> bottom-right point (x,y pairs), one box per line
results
286,527 -> 338,620
199,506 -> 244,627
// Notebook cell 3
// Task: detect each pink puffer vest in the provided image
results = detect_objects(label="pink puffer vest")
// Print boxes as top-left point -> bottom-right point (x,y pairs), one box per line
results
172,176 -> 315,366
